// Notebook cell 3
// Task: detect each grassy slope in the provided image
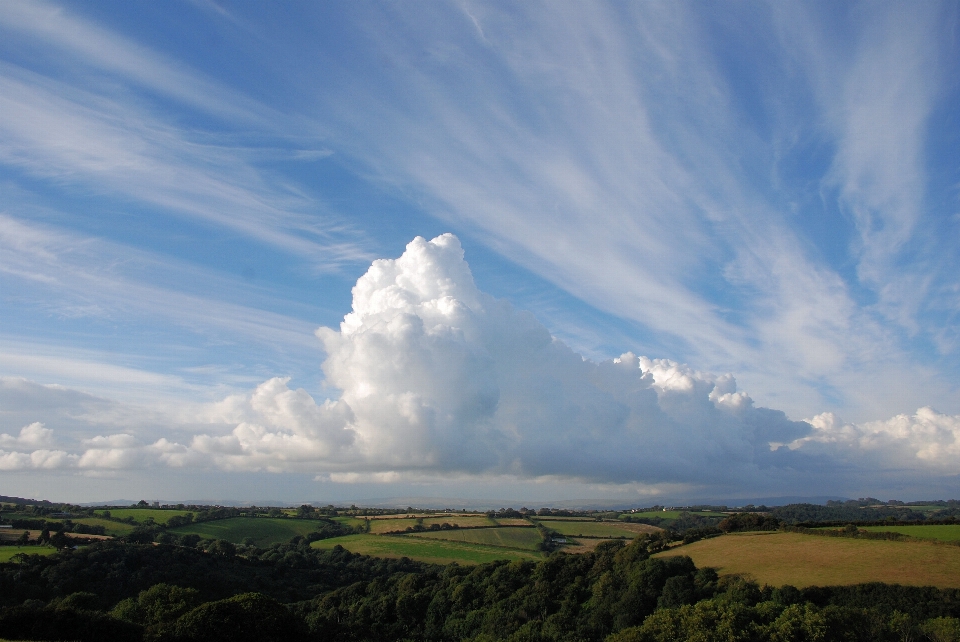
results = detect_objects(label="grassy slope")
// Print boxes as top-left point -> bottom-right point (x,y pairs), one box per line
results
0,547 -> 58,562
860,524 -> 960,541
406,527 -> 542,550
94,509 -> 194,524
168,517 -> 323,547
311,534 -> 543,565
656,532 -> 960,588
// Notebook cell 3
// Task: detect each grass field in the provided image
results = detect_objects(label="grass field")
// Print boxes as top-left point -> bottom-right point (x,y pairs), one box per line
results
311,534 -> 543,564
168,517 -> 324,547
407,527 -> 542,550
656,532 -> 960,588
69,517 -> 136,536
335,517 -> 368,529
95,508 -> 194,524
859,524 -> 960,542
539,520 -> 658,538
0,547 -> 58,562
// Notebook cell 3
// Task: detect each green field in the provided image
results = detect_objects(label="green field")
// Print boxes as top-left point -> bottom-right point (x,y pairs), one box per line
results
95,508 -> 194,524
539,520 -> 653,538
335,516 -> 368,529
311,534 -> 543,564
860,524 -> 960,541
408,527 -> 542,550
168,517 -> 324,547
0,547 -> 58,562
69,516 -> 136,536
656,532 -> 960,588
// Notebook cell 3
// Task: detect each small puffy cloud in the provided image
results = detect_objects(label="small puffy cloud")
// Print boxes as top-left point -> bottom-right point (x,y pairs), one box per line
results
791,407 -> 960,471
0,422 -> 55,448
0,422 -> 76,471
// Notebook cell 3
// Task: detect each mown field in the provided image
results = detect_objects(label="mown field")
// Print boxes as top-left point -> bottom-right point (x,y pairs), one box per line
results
94,508 -> 194,524
168,517 -> 324,547
0,547 -> 58,562
407,526 -> 542,550
311,534 -> 544,564
656,531 -> 960,588
539,520 -> 659,538
858,524 -> 960,541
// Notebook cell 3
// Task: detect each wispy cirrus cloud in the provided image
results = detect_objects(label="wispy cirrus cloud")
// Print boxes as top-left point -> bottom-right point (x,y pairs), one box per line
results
305,2 -> 957,421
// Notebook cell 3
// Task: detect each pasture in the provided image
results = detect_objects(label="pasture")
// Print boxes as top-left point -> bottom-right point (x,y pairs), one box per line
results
69,516 -> 136,536
311,534 -> 543,565
168,517 -> 323,547
94,508 -> 194,524
859,524 -> 960,542
408,526 -> 542,550
540,520 -> 659,538
656,532 -> 960,588
0,547 -> 58,562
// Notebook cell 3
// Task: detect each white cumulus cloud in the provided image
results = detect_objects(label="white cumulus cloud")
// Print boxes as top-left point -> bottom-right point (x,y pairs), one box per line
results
4,234 -> 958,497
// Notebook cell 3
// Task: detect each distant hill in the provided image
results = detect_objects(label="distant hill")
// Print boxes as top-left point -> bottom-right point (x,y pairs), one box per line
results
0,495 -> 53,506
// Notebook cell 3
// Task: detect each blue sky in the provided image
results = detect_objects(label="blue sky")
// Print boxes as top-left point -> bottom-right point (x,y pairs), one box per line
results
1,1 -> 959,505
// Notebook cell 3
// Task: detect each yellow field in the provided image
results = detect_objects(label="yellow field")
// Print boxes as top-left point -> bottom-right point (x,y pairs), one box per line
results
656,532 -> 960,588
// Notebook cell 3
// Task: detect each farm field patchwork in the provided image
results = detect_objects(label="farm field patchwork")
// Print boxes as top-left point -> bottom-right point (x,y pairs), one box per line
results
406,526 -> 542,550
656,532 -> 960,588
168,517 -> 325,547
94,508 -> 194,524
311,534 -> 543,564
859,524 -> 960,541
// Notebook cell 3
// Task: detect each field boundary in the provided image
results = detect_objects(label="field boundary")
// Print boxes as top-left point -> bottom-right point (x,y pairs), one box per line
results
785,524 -> 960,546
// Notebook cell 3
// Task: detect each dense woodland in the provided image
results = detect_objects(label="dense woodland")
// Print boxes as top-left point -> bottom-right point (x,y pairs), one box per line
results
4,498 -> 960,641
2,533 -> 960,640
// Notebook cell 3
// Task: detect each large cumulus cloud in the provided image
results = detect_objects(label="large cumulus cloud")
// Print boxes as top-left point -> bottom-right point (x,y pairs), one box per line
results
4,235 -> 959,497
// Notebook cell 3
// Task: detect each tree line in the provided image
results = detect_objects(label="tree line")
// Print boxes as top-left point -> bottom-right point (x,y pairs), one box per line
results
4,533 -> 960,641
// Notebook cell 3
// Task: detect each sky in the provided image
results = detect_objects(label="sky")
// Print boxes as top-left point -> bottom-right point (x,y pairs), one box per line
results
1,1 -> 959,506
